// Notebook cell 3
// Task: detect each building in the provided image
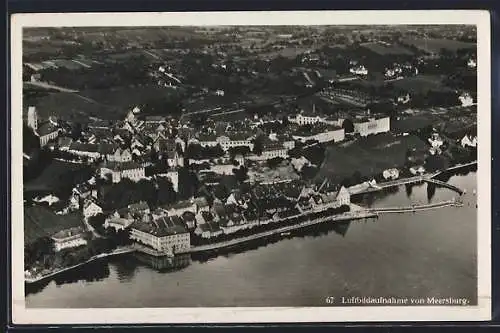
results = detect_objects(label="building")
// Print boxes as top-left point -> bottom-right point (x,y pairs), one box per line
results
130,216 -> 190,255
82,200 -> 103,219
157,170 -> 179,192
104,217 -> 134,231
382,168 -> 400,180
215,132 -> 255,152
349,65 -> 368,76
293,126 -> 345,143
107,148 -> 133,163
335,186 -> 351,206
292,112 -> 325,126
68,143 -> 102,160
27,106 -> 38,131
467,58 -> 477,69
428,133 -> 444,148
37,122 -> 60,147
51,227 -> 87,252
461,135 -> 477,148
353,116 -> 390,137
247,140 -> 288,161
163,199 -> 197,216
103,161 -> 146,183
459,92 -> 474,107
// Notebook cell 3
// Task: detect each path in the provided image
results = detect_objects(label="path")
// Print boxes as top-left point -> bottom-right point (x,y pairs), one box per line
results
25,81 -> 79,93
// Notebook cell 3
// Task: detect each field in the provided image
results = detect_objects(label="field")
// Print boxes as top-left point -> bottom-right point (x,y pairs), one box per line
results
24,160 -> 93,197
392,75 -> 451,94
25,85 -> 180,121
403,38 -> 476,53
315,133 -> 428,183
24,206 -> 83,244
361,42 -> 414,56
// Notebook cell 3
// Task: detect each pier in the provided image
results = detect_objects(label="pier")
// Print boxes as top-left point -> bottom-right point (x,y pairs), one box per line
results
370,199 -> 462,214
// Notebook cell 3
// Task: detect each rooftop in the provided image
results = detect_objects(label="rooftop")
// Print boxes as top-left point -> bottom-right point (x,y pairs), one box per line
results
132,215 -> 188,237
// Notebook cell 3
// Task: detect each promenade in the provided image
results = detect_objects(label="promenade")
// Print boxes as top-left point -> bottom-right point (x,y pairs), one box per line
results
178,210 -> 377,254
370,199 -> 461,214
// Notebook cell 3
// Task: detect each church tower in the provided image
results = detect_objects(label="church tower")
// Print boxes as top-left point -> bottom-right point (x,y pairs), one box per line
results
27,106 -> 38,131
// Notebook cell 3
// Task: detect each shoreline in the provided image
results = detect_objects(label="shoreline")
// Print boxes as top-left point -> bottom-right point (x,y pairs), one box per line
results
24,161 -> 476,286
25,247 -> 135,285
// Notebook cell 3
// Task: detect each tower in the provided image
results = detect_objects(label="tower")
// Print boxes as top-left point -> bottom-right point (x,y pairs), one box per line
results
27,106 -> 38,131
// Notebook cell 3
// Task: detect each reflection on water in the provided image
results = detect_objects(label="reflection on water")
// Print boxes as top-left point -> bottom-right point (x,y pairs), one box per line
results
133,252 -> 191,272
25,169 -> 477,308
25,259 -> 110,295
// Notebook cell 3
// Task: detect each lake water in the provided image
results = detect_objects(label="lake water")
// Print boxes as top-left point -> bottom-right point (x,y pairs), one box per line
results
25,171 -> 477,308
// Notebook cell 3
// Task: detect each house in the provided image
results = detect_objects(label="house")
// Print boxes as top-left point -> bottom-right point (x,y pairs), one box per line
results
215,132 -> 255,152
107,147 -> 133,163
104,161 -> 146,183
458,92 -> 474,107
51,227 -> 87,252
353,116 -> 390,137
349,65 -> 368,75
293,126 -> 345,143
37,122 -> 60,147
382,168 -> 400,180
163,199 -> 197,216
128,201 -> 150,215
68,143 -> 102,160
467,58 -> 477,69
104,216 -> 135,231
397,93 -> 411,105
194,219 -> 223,239
291,112 -> 325,126
83,200 -> 103,219
193,196 -> 210,213
428,133 -> 444,148
145,115 -> 166,124
130,216 -> 190,255
335,186 -> 351,206
181,211 -> 197,230
409,165 -> 426,175
461,135 -> 477,148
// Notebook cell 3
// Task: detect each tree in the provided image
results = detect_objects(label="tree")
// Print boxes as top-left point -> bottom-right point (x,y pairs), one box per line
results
252,137 -> 264,156
157,177 -> 177,205
341,119 -> 355,133
88,213 -> 106,231
233,166 -> 248,183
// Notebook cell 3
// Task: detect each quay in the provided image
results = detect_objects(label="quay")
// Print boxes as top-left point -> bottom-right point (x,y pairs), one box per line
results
178,210 -> 377,254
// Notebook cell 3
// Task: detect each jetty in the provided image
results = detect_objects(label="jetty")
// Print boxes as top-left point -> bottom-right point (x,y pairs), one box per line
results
370,199 -> 462,214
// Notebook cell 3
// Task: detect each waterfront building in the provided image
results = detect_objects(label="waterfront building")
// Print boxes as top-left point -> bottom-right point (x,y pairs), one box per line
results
130,216 -> 190,255
83,200 -> 103,219
335,186 -> 351,206
382,168 -> 400,180
353,116 -> 390,137
51,227 -> 87,252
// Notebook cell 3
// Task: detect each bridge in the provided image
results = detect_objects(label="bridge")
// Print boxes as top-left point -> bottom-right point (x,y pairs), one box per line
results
370,199 -> 461,214
425,178 -> 465,195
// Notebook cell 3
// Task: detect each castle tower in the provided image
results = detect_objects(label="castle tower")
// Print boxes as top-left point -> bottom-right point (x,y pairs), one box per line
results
27,106 -> 38,131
